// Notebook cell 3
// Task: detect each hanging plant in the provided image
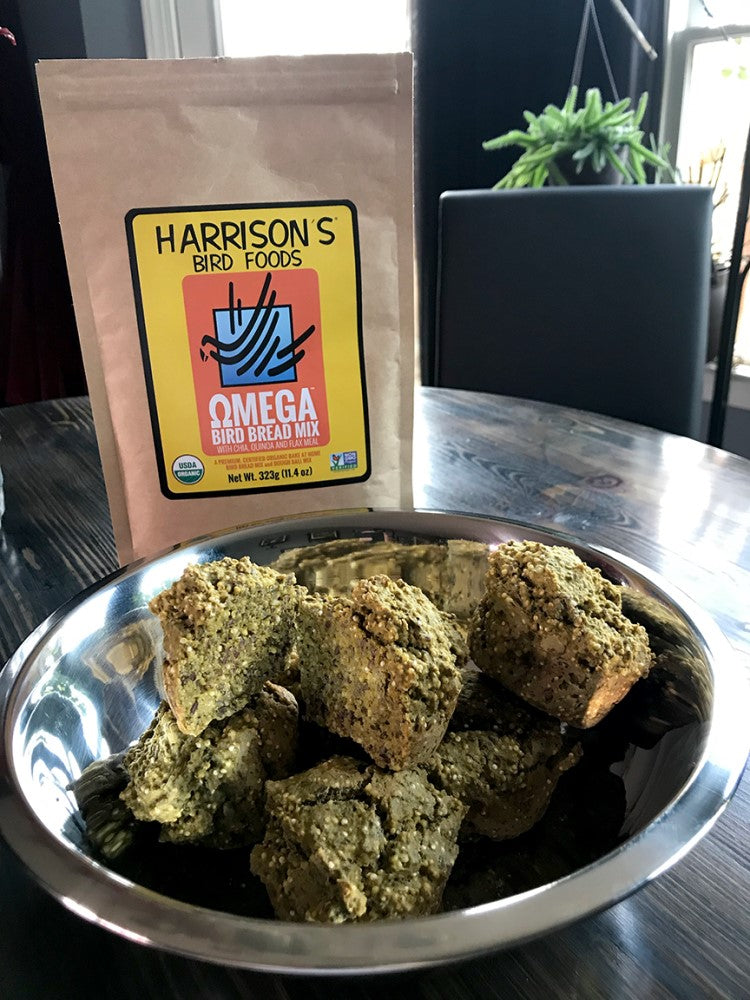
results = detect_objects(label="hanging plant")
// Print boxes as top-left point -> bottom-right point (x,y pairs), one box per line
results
483,86 -> 671,189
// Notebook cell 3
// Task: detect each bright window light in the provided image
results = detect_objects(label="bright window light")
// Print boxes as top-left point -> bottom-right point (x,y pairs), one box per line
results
676,33 -> 750,362
219,0 -> 412,58
676,36 -> 750,261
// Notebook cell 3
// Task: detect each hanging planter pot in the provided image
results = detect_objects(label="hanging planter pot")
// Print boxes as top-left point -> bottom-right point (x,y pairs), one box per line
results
551,157 -> 624,187
482,87 -> 672,190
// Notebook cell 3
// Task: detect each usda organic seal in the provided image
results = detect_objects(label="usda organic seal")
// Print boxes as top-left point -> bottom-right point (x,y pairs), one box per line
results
172,454 -> 204,485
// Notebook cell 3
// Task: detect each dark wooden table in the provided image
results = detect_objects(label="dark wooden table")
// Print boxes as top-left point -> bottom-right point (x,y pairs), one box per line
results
1,390 -> 748,999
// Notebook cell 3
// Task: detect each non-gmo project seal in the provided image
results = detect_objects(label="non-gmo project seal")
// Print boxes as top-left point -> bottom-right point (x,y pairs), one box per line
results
172,454 -> 204,485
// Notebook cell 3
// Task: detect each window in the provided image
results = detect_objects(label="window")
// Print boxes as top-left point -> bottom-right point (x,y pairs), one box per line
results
663,1 -> 750,365
140,1 -> 411,59
219,0 -> 411,57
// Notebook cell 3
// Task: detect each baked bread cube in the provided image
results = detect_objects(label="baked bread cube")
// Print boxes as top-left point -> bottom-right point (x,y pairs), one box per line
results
250,755 -> 466,922
120,683 -> 298,847
149,557 -> 299,735
469,541 -> 653,728
297,575 -> 466,770
429,731 -> 579,841
426,667 -> 581,840
427,667 -> 580,840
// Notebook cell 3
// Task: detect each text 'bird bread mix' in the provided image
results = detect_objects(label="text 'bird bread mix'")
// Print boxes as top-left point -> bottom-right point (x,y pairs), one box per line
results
38,56 -> 414,563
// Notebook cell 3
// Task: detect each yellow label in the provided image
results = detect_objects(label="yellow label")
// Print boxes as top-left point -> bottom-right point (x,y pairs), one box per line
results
126,202 -> 369,498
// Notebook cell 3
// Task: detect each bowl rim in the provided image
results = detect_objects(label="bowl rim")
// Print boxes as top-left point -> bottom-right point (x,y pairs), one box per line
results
0,508 -> 748,975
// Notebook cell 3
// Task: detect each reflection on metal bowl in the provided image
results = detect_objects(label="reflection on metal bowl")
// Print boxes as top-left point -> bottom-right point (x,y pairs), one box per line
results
0,510 -> 747,974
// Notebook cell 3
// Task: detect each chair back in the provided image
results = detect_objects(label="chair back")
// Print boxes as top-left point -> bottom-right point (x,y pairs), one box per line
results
435,186 -> 713,437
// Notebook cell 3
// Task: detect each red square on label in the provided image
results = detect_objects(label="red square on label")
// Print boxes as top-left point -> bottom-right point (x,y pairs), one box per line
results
182,269 -> 329,455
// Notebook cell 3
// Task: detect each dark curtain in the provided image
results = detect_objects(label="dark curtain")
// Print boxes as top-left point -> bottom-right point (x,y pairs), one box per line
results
0,0 -> 87,405
414,0 -> 667,384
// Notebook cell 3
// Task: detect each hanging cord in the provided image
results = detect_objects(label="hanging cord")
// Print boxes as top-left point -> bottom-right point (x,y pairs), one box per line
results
569,0 -> 620,102
569,0 -> 593,93
590,0 -> 620,101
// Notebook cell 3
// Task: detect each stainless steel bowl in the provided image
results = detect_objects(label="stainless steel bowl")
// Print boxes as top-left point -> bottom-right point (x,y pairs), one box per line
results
0,510 -> 747,974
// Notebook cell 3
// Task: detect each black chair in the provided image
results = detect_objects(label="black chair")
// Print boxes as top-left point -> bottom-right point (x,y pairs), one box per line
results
434,186 -> 713,438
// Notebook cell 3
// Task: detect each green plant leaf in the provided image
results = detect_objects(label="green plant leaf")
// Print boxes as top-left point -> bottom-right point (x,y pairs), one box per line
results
655,136 -> 671,160
547,161 -> 568,186
638,144 -> 671,169
482,131 -> 533,150
597,98 -> 633,126
603,146 -> 633,181
542,104 -> 568,125
633,91 -> 649,127
581,88 -> 598,128
562,86 -> 578,115
629,149 -> 648,184
572,141 -> 596,161
518,145 -> 562,167
589,88 -> 603,123
531,163 -> 548,187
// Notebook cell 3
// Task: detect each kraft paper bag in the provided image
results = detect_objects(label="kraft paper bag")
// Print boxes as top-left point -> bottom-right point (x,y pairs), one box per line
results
37,55 -> 414,564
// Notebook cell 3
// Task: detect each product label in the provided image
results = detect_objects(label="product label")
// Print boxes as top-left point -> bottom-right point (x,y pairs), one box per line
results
126,202 -> 369,498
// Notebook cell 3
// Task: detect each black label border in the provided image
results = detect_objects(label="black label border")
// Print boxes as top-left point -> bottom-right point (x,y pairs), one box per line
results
125,200 -> 371,500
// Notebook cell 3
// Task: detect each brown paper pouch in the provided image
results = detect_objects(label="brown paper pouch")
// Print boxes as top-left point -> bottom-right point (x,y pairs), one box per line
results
37,55 -> 414,564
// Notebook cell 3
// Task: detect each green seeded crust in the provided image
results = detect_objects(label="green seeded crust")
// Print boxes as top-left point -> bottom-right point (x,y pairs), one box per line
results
297,575 -> 466,770
429,729 -> 581,841
425,666 -> 581,840
250,755 -> 466,922
120,684 -> 298,847
469,541 -> 654,727
149,557 -> 299,735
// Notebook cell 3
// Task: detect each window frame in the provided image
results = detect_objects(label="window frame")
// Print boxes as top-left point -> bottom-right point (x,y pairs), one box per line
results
141,0 -> 413,59
661,22 -> 750,171
660,19 -> 750,369
139,0 -> 222,58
